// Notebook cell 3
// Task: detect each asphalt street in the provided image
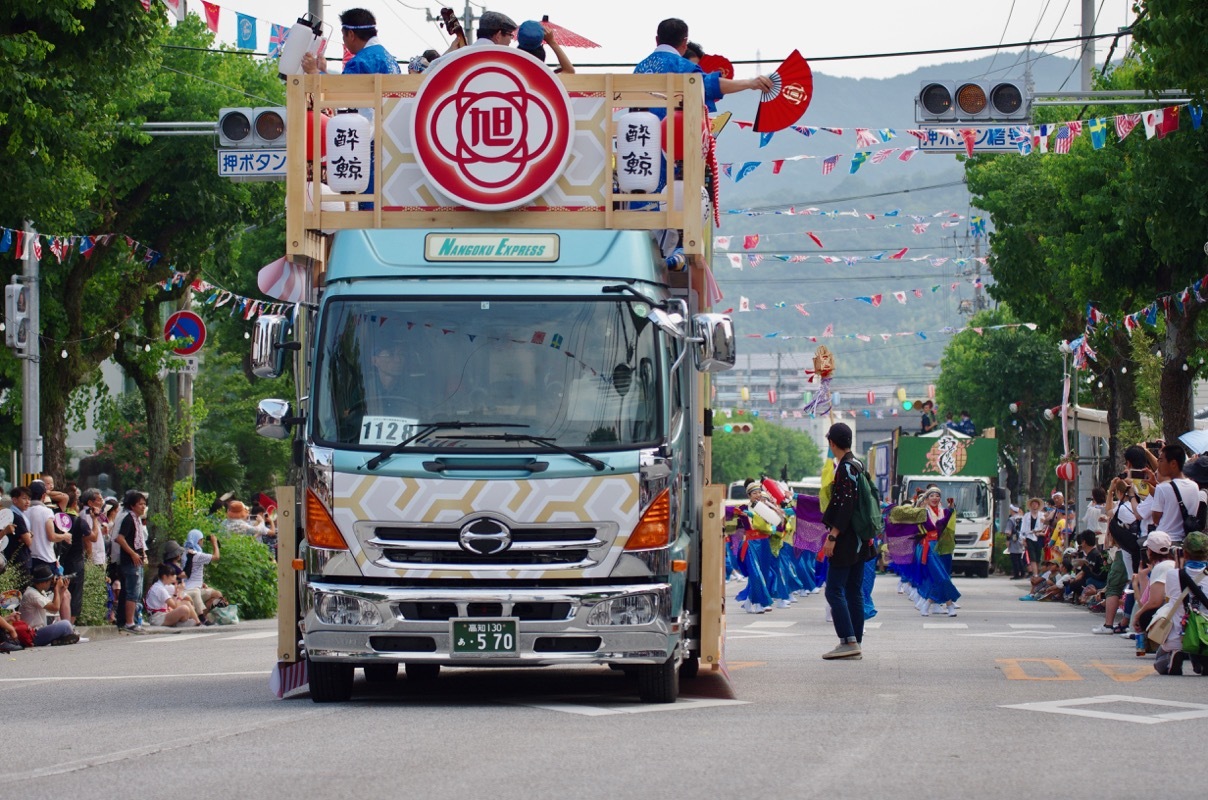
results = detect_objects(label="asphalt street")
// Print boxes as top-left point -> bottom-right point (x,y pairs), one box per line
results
3,574 -> 1204,799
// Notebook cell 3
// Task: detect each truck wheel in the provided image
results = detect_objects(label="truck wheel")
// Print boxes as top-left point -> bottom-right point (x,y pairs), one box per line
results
405,662 -> 441,681
679,655 -> 700,680
974,562 -> 990,578
363,663 -> 398,683
309,659 -> 354,703
636,656 -> 680,703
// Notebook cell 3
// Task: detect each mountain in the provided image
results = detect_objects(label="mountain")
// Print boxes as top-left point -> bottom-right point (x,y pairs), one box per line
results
706,52 -> 1083,396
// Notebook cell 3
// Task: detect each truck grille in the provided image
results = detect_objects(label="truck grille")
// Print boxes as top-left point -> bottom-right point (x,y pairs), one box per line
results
367,524 -> 611,571
954,532 -> 980,546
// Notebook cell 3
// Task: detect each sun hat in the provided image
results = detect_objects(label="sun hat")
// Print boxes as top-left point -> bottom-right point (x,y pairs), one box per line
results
162,540 -> 185,561
1182,531 -> 1208,560
226,500 -> 249,519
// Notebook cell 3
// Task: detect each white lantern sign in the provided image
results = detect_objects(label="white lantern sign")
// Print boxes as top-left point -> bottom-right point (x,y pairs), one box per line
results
616,111 -> 660,194
325,113 -> 371,194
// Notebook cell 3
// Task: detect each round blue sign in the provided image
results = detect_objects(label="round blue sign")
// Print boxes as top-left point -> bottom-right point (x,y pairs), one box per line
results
164,310 -> 206,356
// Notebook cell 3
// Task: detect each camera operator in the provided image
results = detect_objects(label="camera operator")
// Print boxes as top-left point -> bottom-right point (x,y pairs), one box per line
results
19,564 -> 79,646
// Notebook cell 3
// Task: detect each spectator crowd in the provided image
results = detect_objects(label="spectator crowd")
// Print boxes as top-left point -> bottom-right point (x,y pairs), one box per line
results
1,474 -> 273,651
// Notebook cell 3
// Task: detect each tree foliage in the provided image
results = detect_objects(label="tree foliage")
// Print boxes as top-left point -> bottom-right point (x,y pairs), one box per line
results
711,418 -> 823,485
964,58 -> 1208,460
1132,0 -> 1208,105
934,308 -> 1064,498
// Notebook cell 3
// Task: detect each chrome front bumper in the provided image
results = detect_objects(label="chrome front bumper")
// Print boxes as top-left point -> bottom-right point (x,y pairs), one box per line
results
302,581 -> 679,666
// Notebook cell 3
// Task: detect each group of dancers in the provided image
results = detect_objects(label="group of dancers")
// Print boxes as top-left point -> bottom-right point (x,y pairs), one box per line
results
726,476 -> 961,618
726,479 -> 824,614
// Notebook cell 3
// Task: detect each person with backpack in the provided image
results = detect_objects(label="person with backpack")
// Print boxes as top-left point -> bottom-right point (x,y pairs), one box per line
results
1138,444 -> 1206,545
1152,532 -> 1208,675
1094,477 -> 1142,634
819,423 -> 875,660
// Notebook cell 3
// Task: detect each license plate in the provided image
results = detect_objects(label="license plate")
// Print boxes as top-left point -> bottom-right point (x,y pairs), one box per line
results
451,618 -> 518,656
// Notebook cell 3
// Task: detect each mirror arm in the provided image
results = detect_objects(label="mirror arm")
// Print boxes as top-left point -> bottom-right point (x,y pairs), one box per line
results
274,341 -> 302,352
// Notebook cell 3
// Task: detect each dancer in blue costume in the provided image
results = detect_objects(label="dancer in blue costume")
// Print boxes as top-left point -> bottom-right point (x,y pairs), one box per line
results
915,486 -> 960,616
734,481 -> 778,613
772,490 -> 807,601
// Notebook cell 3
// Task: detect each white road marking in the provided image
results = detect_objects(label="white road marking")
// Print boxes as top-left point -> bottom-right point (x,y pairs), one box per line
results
745,620 -> 797,628
922,622 -> 968,629
132,633 -> 219,644
0,670 -> 270,683
966,630 -> 1090,639
864,622 -> 882,629
1001,694 -> 1208,724
1008,624 -> 1056,629
218,631 -> 279,640
514,696 -> 748,716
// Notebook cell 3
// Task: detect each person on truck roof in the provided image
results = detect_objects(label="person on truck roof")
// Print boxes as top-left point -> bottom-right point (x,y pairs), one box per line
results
633,18 -> 773,116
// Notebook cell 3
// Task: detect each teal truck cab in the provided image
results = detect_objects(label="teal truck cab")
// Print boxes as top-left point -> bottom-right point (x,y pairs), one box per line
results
254,64 -> 733,703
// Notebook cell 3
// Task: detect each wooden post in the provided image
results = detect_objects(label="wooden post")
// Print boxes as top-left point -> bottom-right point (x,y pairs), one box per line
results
275,485 -> 298,663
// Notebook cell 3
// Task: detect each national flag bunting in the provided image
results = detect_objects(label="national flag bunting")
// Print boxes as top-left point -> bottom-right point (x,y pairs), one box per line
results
268,23 -> 289,58
201,1 -> 220,33
821,155 -> 839,175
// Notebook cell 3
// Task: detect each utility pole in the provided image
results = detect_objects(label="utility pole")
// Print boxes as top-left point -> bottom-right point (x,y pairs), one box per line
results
1080,0 -> 1096,92
308,0 -> 323,21
22,221 -> 42,478
775,351 -> 783,413
426,1 -> 481,43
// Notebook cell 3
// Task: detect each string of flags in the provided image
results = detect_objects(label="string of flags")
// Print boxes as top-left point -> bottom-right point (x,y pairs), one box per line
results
717,251 -> 989,269
0,225 -> 164,267
724,281 -> 976,314
159,271 -> 296,322
718,105 -> 1203,181
1085,272 -> 1208,341
144,0 -> 291,56
722,206 -> 965,220
711,322 -> 1037,344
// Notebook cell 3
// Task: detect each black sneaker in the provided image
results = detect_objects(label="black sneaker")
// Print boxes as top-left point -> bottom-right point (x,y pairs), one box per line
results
50,632 -> 80,646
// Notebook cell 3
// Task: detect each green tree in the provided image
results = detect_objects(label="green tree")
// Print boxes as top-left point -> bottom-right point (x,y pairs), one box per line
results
711,418 -> 823,485
935,308 -> 1064,498
1132,0 -> 1208,105
964,59 -> 1207,461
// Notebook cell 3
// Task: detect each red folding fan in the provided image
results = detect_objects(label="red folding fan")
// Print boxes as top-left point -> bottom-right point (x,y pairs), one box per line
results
699,53 -> 735,80
753,49 -> 813,133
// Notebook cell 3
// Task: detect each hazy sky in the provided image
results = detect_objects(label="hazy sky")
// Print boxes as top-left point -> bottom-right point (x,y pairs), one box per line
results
191,0 -> 1137,79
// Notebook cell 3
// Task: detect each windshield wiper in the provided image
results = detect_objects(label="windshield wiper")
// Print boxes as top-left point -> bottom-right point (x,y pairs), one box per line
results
362,421 -> 529,471
435,433 -> 610,472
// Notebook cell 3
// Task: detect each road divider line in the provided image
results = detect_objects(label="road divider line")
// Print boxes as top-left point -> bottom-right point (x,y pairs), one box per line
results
997,658 -> 1082,681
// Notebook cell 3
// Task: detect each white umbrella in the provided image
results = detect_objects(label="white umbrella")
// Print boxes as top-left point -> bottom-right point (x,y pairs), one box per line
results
1179,429 -> 1208,454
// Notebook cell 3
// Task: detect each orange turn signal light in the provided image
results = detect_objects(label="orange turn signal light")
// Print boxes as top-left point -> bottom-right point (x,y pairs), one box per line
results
305,488 -> 347,549
625,489 -> 671,551
672,559 -> 688,572
979,527 -> 992,542
291,558 -> 305,571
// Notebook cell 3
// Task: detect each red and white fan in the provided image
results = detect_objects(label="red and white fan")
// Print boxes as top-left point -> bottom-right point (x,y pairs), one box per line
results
753,49 -> 813,133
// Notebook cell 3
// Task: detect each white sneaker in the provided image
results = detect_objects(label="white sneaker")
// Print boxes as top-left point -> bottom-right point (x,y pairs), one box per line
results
896,581 -> 906,595
774,598 -> 792,609
908,589 -> 920,603
946,604 -> 958,617
1091,624 -> 1115,634
77,636 -> 90,643
920,600 -> 933,617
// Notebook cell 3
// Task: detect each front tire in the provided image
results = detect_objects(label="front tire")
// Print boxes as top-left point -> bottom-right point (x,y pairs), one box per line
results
309,659 -> 354,703
637,656 -> 680,703
973,562 -> 990,578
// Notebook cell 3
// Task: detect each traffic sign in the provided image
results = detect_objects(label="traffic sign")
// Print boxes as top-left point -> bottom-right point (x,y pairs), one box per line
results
916,125 -> 1025,154
217,149 -> 287,179
170,356 -> 199,375
164,311 -> 207,356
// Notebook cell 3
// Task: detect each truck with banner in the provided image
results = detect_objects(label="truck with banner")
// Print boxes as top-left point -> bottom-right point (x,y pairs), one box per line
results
252,48 -> 734,703
867,429 -> 999,577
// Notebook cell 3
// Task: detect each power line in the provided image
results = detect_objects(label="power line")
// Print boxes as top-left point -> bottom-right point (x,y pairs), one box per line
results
980,0 -> 1019,78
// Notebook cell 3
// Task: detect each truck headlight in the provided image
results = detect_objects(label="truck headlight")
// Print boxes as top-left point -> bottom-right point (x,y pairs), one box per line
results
314,592 -> 382,626
587,594 -> 659,626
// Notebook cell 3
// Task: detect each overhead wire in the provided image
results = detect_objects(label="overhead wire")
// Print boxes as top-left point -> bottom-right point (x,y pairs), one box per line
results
980,0 -> 1019,78
1057,0 -> 1110,91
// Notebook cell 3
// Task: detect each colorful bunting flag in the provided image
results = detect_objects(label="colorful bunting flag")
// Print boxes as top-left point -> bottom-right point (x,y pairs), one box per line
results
236,13 -> 257,50
201,1 -> 220,33
268,23 -> 289,58
849,151 -> 870,174
1087,117 -> 1107,149
821,155 -> 838,175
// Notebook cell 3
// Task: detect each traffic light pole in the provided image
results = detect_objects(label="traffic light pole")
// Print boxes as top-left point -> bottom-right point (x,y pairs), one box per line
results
22,220 -> 42,477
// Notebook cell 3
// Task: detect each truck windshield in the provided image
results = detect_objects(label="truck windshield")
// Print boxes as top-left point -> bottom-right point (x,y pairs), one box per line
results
313,298 -> 661,450
904,480 -> 990,519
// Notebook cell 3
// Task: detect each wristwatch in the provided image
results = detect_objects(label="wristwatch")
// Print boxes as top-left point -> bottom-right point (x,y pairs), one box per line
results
826,534 -> 838,542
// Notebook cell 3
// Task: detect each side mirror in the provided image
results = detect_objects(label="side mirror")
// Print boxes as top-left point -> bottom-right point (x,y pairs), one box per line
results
251,314 -> 294,379
256,398 -> 294,440
691,313 -> 735,373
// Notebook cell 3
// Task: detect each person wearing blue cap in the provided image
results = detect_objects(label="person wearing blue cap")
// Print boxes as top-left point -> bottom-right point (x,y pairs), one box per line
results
517,20 -> 575,74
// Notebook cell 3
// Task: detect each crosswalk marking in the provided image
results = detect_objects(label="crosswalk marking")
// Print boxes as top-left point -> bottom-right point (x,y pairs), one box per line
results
1009,624 -> 1056,629
922,623 -> 968,630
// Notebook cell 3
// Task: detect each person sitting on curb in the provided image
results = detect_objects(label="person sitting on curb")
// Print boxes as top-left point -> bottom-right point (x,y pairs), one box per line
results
144,564 -> 201,628
183,529 -> 226,624
18,564 -> 80,646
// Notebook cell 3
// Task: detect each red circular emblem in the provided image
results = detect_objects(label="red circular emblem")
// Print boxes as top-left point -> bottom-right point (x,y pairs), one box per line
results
410,47 -> 574,211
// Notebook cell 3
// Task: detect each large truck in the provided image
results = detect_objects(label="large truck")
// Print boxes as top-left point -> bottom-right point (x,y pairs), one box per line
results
867,429 -> 998,577
253,53 -> 734,702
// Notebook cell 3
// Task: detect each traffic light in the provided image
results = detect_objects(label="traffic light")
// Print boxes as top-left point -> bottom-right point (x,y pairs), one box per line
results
723,422 -> 753,434
4,279 -> 31,357
218,107 -> 287,147
915,81 -> 1029,124
902,400 -> 914,411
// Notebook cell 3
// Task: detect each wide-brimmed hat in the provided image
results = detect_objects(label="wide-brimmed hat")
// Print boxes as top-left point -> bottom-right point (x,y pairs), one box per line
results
30,563 -> 56,583
1027,497 -> 1043,508
162,540 -> 185,561
226,500 -> 249,519
1183,454 -> 1208,488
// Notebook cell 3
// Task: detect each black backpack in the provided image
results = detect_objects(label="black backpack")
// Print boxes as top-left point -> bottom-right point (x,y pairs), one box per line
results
1174,482 -> 1207,534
